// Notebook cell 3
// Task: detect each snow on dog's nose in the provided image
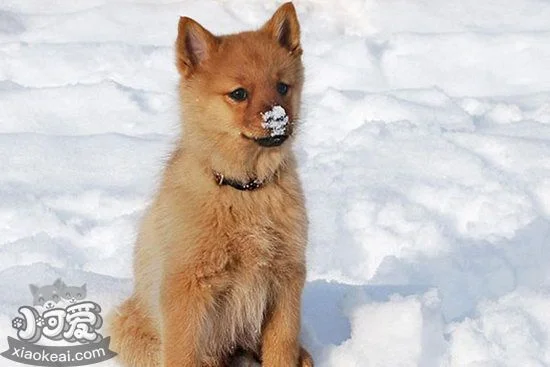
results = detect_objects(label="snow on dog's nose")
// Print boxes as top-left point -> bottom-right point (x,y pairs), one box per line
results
261,105 -> 289,137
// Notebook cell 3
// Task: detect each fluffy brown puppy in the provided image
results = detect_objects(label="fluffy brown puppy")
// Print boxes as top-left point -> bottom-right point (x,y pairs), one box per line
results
108,2 -> 312,366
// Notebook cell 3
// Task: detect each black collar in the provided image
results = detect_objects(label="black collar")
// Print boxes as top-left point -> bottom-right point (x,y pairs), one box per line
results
213,171 -> 265,191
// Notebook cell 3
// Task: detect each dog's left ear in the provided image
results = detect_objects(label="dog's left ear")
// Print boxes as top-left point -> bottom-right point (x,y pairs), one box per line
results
262,2 -> 301,54
53,278 -> 65,289
176,17 -> 219,77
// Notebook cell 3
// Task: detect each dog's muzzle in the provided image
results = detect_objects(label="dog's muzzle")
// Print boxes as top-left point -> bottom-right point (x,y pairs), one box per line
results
254,135 -> 289,147
261,105 -> 289,142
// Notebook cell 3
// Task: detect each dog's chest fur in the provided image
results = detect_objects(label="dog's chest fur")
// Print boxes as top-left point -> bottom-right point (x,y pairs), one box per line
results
192,190 -> 305,358
201,251 -> 271,357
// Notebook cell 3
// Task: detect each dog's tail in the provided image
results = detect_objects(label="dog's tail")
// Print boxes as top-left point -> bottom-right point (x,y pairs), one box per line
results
107,297 -> 160,367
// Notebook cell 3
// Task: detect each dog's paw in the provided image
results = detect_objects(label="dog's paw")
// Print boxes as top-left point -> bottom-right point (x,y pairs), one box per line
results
299,346 -> 314,367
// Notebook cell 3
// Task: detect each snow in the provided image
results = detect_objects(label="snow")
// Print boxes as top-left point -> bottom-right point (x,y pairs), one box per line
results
2,0 -> 550,366
261,105 -> 289,136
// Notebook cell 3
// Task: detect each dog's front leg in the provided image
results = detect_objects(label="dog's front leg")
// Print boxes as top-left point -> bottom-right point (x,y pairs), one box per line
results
160,273 -> 210,367
261,266 -> 306,367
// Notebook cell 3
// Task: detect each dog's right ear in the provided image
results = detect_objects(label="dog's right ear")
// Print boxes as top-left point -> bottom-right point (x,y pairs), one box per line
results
262,2 -> 301,55
176,17 -> 218,77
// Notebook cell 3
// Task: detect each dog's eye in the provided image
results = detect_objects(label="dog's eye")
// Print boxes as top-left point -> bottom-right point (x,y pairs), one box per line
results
229,88 -> 248,102
277,82 -> 289,96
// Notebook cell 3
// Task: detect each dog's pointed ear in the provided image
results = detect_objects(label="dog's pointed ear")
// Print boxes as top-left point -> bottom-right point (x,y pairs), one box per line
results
29,284 -> 39,296
53,278 -> 64,289
262,2 -> 301,54
176,17 -> 218,77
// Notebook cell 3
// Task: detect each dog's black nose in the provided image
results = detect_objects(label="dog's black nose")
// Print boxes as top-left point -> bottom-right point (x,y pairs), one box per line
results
254,135 -> 288,147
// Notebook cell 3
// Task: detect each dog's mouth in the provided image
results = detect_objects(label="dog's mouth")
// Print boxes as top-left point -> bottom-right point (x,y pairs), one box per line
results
255,135 -> 289,147
242,134 -> 289,147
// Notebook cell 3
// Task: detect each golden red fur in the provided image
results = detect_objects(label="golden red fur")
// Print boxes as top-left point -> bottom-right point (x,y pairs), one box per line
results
108,3 -> 312,366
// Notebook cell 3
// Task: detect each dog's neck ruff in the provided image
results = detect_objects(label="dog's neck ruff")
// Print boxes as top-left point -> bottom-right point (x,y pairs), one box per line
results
213,171 -> 266,191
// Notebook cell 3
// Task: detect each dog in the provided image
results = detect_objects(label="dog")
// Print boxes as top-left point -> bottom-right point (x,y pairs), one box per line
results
108,2 -> 312,366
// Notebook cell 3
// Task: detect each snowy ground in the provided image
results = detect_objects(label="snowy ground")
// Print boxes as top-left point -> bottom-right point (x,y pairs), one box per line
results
2,0 -> 550,366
